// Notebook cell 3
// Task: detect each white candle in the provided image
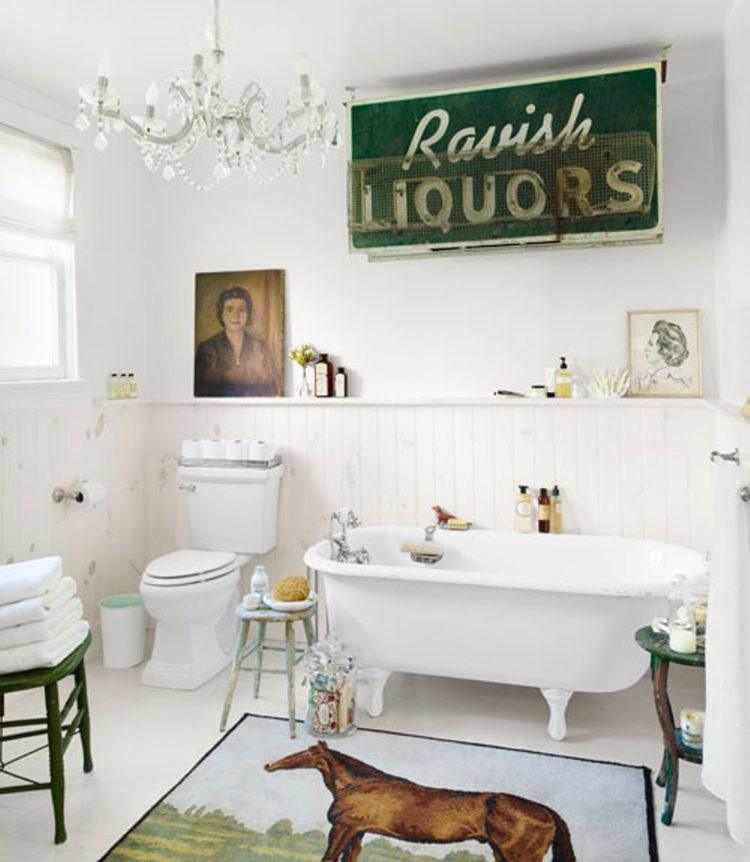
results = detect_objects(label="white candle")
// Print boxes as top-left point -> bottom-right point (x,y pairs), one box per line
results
669,626 -> 697,654
680,708 -> 705,747
694,602 -> 708,626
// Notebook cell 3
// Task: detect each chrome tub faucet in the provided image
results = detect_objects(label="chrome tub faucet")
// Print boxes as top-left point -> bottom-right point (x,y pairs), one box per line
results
328,509 -> 369,564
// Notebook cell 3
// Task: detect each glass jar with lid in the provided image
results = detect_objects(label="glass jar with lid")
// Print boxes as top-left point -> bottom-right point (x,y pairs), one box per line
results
304,633 -> 357,738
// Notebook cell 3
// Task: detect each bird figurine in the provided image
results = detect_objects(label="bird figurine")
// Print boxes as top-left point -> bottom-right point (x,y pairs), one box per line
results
432,505 -> 456,525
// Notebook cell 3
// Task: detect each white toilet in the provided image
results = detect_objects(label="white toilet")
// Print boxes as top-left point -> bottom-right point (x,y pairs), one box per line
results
140,459 -> 284,689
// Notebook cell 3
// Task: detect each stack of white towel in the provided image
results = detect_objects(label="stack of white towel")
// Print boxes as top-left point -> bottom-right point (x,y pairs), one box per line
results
0,556 -> 89,674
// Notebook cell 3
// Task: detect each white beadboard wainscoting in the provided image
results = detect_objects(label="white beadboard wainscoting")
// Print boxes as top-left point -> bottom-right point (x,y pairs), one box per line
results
0,402 -> 148,641
145,400 -> 716,585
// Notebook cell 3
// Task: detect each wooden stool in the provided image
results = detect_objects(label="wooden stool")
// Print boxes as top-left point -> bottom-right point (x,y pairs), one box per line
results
0,632 -> 93,844
635,626 -> 705,826
219,605 -> 316,738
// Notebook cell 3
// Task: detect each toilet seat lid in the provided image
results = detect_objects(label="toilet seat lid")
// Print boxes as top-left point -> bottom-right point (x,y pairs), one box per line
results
145,549 -> 237,580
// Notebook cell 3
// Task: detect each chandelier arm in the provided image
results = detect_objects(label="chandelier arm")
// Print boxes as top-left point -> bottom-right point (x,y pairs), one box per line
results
235,108 -> 314,154
100,108 -> 198,146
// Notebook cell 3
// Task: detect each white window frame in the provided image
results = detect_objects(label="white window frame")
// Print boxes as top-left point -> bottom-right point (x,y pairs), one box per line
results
0,122 -> 78,384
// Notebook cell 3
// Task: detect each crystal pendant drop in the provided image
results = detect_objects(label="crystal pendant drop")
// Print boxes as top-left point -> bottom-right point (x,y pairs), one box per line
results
162,164 -> 175,181
94,132 -> 109,150
74,113 -> 90,132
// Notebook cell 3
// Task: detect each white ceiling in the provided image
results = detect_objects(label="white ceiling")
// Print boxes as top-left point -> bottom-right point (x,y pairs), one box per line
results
0,0 -> 733,112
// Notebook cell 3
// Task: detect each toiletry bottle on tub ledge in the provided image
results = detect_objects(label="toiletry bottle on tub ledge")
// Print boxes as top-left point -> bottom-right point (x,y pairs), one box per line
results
514,485 -> 533,533
551,485 -> 563,533
538,488 -> 551,533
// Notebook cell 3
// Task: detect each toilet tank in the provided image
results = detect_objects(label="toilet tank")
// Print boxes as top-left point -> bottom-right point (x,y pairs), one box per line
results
177,463 -> 284,554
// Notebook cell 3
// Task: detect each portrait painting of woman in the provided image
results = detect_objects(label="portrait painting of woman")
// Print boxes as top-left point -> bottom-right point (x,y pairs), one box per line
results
628,309 -> 701,398
194,270 -> 284,397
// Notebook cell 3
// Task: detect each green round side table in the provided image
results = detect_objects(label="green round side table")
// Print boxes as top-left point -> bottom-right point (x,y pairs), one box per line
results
0,632 -> 93,844
635,626 -> 704,826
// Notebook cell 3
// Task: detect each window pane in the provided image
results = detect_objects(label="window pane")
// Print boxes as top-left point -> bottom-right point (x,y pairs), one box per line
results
0,255 -> 59,368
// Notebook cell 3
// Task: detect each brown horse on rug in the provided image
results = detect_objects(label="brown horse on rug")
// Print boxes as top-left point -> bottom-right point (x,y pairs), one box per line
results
265,741 -> 575,862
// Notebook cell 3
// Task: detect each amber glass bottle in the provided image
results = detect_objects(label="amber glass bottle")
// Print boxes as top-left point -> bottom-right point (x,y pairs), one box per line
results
538,487 -> 550,533
315,353 -> 333,397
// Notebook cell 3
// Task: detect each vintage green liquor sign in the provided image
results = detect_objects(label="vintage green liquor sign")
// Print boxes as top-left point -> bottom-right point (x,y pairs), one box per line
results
347,63 -> 662,259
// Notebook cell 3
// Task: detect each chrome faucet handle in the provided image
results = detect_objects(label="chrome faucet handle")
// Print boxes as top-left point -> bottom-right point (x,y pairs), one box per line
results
346,510 -> 362,528
424,525 -> 437,542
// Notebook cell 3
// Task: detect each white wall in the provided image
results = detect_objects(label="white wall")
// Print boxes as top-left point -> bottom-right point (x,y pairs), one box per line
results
145,58 -> 724,401
146,400 -> 714,587
716,1 -> 750,407
0,403 -> 148,642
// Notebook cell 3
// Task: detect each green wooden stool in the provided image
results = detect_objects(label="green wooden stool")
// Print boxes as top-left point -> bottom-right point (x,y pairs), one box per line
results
635,626 -> 704,826
0,632 -> 93,844
220,604 -> 316,738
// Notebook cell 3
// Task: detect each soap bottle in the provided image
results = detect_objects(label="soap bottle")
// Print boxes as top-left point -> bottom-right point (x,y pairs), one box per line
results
554,357 -> 572,398
118,372 -> 128,399
251,564 -> 269,598
107,373 -> 118,399
538,488 -> 551,533
335,367 -> 348,398
127,372 -> 138,399
315,354 -> 333,398
551,485 -> 563,533
514,485 -> 533,533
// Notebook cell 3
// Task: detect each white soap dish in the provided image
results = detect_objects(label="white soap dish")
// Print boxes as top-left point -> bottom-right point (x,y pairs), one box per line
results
262,592 -> 318,612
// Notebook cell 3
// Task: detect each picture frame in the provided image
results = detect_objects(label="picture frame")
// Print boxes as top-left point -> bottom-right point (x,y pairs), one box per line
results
194,269 -> 285,398
627,309 -> 702,398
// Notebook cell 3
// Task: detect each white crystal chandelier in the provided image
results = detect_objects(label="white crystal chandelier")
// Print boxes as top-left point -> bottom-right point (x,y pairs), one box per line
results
75,0 -> 338,189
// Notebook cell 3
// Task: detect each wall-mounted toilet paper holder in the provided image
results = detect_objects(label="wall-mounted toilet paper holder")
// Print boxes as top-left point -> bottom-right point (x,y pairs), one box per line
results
52,486 -> 85,503
51,480 -> 106,508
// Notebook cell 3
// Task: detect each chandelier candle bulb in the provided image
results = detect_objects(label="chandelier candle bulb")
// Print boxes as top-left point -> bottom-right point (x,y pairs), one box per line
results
97,52 -> 111,79
190,33 -> 202,56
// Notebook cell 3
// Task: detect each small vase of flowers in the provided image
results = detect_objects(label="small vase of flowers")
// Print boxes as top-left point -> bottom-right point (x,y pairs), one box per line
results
289,343 -> 317,398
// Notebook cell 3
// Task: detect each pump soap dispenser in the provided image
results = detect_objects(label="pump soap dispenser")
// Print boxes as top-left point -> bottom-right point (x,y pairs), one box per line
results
514,485 -> 533,533
555,357 -> 572,398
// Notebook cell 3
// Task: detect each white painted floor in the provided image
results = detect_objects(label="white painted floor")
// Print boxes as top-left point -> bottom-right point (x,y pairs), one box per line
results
0,651 -> 744,861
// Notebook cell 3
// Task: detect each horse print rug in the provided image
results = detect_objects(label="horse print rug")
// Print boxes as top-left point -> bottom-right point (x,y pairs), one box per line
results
101,713 -> 658,862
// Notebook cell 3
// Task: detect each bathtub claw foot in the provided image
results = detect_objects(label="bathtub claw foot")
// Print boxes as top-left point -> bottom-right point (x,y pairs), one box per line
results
359,668 -> 391,717
541,688 -> 573,741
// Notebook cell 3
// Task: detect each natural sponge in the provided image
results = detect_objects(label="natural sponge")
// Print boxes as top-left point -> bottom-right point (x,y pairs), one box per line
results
272,576 -> 310,603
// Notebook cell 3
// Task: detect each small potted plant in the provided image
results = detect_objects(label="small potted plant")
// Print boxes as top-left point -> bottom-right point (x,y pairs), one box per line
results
289,343 -> 317,398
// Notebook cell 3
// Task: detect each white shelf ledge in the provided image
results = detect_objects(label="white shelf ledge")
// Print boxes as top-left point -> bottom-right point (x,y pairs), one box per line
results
145,396 -> 711,409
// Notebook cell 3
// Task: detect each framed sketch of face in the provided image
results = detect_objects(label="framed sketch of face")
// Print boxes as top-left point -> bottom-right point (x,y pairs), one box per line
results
628,309 -> 702,398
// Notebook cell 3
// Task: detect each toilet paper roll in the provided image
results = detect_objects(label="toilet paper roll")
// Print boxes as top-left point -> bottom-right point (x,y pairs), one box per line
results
181,439 -> 202,460
247,440 -> 275,462
71,480 -> 106,509
200,439 -> 223,459
223,439 -> 249,461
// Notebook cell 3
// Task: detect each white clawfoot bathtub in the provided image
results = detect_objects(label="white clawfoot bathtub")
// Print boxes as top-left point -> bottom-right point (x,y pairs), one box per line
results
304,526 -> 704,740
